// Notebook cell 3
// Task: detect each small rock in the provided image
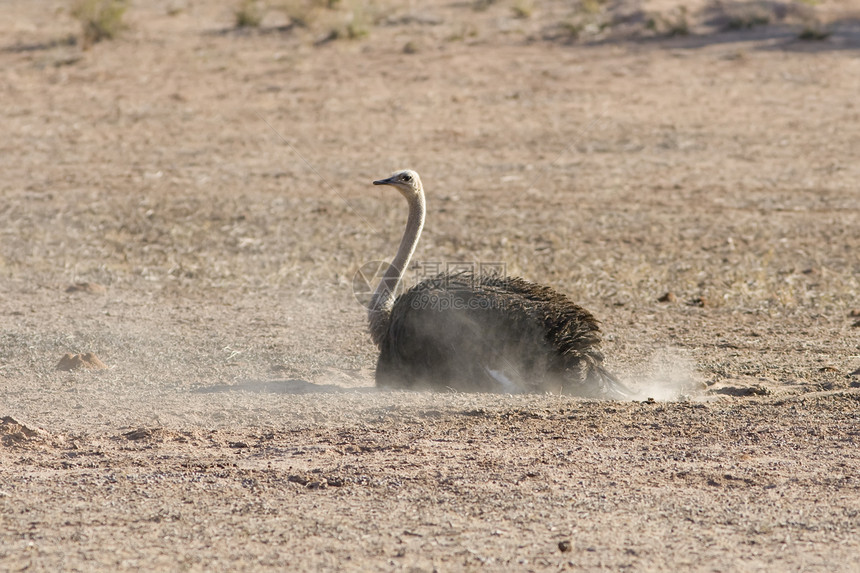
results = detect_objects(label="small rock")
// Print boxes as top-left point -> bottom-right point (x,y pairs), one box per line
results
851,320 -> 860,329
558,540 -> 572,553
56,352 -> 108,371
123,428 -> 153,441
849,309 -> 860,318
1,416 -> 47,439
657,292 -> 676,303
288,474 -> 309,486
66,282 -> 106,294
687,297 -> 707,307
711,385 -> 770,397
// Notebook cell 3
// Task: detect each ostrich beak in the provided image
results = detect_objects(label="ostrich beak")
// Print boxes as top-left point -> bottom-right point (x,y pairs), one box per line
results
373,176 -> 396,186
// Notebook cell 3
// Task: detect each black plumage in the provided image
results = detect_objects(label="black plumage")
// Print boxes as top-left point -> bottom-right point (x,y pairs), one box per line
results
375,271 -> 627,397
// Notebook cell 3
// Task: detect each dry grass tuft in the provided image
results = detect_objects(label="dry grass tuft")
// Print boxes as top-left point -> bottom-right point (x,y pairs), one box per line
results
798,21 -> 831,40
272,0 -> 377,40
646,6 -> 689,37
724,10 -> 770,31
510,0 -> 534,20
71,0 -> 128,49
235,0 -> 266,28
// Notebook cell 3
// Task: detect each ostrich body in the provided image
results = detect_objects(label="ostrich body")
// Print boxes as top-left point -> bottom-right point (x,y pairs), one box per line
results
368,170 -> 630,398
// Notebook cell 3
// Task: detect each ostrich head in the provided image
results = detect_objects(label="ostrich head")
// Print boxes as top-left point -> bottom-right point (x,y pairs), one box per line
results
373,170 -> 423,200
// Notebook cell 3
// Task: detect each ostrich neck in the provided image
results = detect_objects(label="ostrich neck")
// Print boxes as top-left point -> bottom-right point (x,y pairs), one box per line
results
368,191 -> 425,348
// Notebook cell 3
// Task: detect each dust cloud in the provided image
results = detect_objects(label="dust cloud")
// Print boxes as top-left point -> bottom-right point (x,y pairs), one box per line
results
626,348 -> 702,402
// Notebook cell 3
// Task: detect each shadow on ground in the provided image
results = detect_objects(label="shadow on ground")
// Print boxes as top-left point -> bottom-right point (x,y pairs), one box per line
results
193,379 -> 375,395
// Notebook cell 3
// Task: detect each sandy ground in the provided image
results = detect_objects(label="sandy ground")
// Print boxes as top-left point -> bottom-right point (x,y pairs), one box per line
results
2,0 -> 860,570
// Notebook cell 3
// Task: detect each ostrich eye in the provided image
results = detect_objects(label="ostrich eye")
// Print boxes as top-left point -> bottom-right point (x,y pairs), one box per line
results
402,174 -> 412,182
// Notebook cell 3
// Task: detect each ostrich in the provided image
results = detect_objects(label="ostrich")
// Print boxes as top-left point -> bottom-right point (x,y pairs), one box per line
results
368,170 -> 631,399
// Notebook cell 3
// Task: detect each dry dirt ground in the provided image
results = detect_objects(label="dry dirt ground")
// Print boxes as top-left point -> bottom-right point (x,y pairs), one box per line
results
2,0 -> 860,570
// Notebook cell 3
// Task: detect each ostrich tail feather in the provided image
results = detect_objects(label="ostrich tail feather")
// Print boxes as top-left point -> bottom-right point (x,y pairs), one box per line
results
589,364 -> 638,400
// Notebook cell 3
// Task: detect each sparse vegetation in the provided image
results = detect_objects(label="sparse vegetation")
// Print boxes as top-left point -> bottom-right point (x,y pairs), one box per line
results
798,23 -> 830,40
314,0 -> 372,41
166,1 -> 186,16
445,23 -> 479,42
724,10 -> 770,30
472,0 -> 497,12
235,0 -> 265,28
272,0 -> 376,40
70,0 -> 128,48
341,3 -> 373,39
580,0 -> 605,16
665,6 -> 690,36
544,0 -> 613,43
275,0 -> 318,27
647,6 -> 689,37
556,20 -> 584,42
510,0 -> 533,20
